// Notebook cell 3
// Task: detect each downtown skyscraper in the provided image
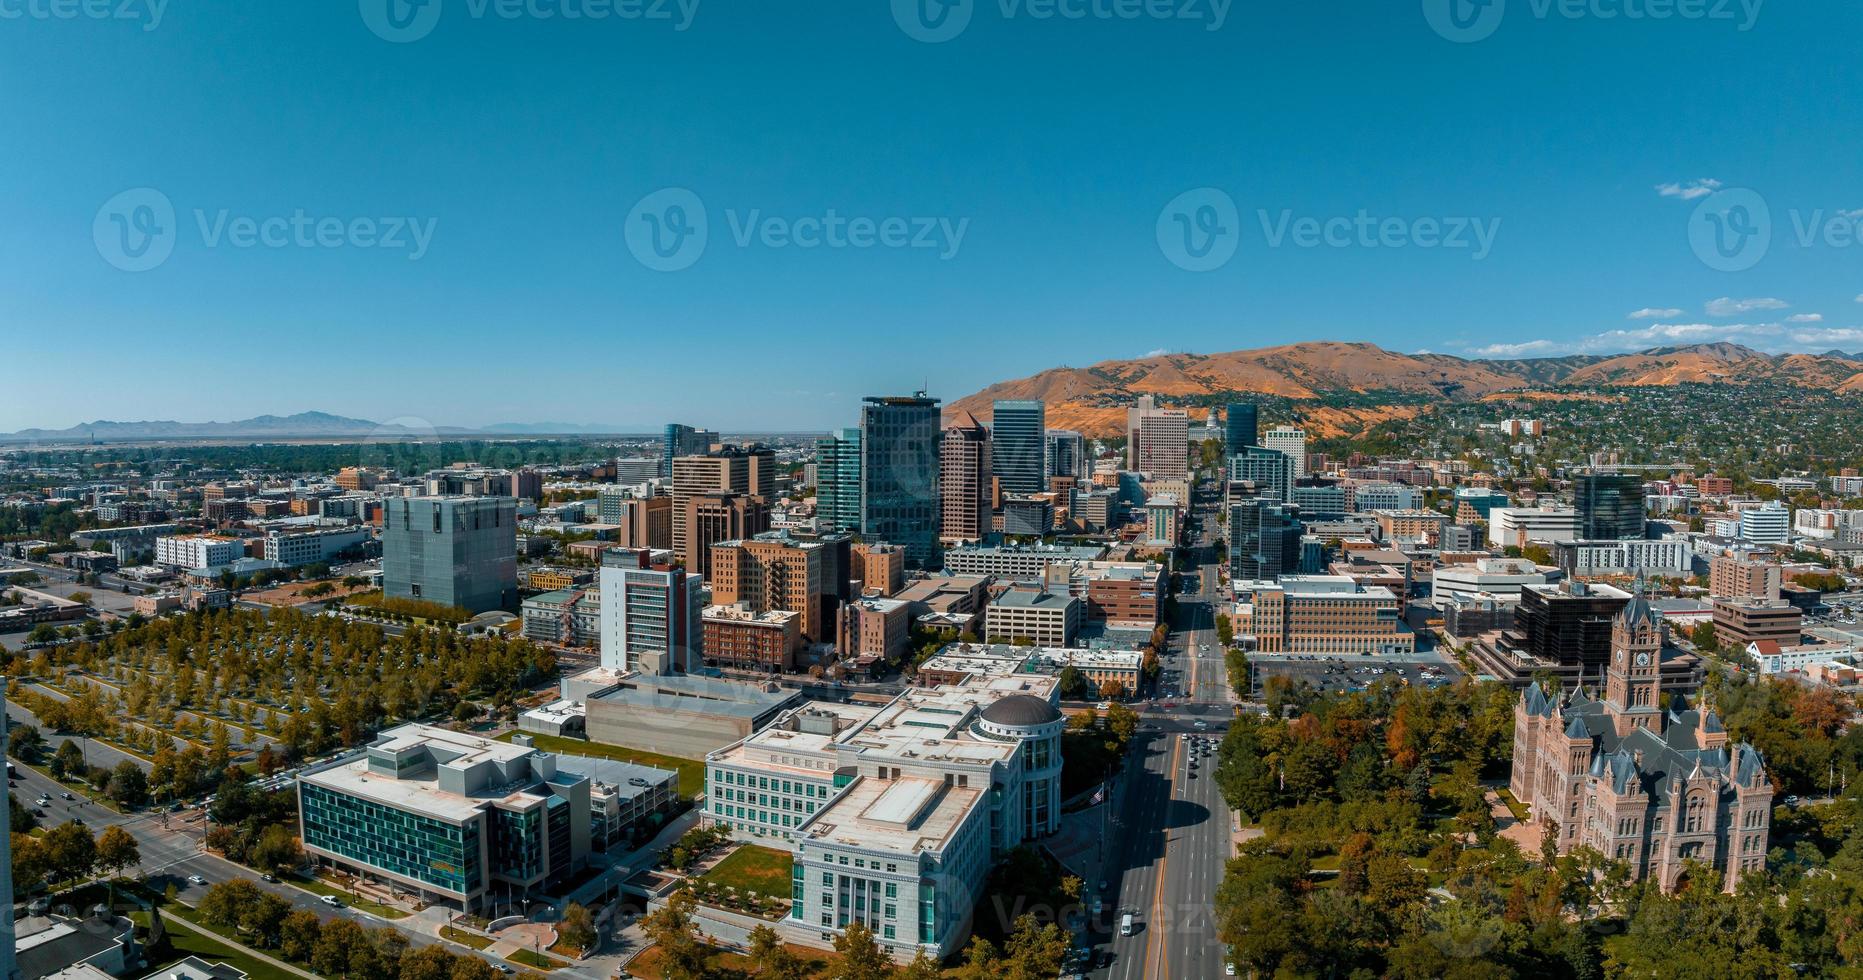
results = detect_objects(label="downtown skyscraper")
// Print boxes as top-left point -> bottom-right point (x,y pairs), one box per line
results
990,399 -> 1046,495
940,412 -> 991,543
815,427 -> 862,533
860,393 -> 942,568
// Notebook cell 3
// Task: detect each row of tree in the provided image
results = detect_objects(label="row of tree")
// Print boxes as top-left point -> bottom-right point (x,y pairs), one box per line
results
10,819 -> 140,896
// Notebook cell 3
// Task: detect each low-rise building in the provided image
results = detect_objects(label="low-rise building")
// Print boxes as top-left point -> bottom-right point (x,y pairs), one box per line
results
837,596 -> 912,668
1712,597 -> 1803,649
1235,575 -> 1414,655
703,604 -> 801,672
984,586 -> 1083,647
521,587 -> 602,646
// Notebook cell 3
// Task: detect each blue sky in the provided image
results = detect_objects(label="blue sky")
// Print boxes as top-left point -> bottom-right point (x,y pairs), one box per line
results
3,0 -> 1860,432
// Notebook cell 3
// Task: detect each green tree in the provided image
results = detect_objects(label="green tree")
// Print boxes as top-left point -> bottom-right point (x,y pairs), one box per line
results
199,878 -> 263,928
41,820 -> 97,883
639,889 -> 707,980
828,921 -> 893,980
106,760 -> 149,807
278,910 -> 323,962
557,902 -> 597,955
240,893 -> 293,948
51,739 -> 84,778
94,825 -> 141,876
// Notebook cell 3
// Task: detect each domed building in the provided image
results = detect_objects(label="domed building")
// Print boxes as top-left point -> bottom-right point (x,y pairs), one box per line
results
975,694 -> 1065,846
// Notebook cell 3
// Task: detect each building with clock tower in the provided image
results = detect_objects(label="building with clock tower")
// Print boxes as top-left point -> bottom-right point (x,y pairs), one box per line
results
1509,589 -> 1774,892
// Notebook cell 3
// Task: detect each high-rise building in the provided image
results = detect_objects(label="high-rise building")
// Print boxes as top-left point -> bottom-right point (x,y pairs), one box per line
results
1261,426 -> 1309,479
816,428 -> 862,533
990,399 -> 1046,495
683,492 -> 771,579
661,423 -> 718,478
940,413 -> 991,543
1503,581 -> 1632,681
600,548 -> 705,675
1044,429 -> 1087,483
598,490 -> 673,550
1575,473 -> 1647,540
670,449 -> 771,566
709,535 -> 829,644
860,393 -> 942,568
1229,497 -> 1303,581
1224,402 -> 1258,454
1227,446 -> 1293,503
382,496 -> 518,613
1125,395 -> 1189,478
1738,501 -> 1791,545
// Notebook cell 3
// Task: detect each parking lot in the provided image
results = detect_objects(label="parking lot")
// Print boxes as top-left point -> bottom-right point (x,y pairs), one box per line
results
1250,654 -> 1460,697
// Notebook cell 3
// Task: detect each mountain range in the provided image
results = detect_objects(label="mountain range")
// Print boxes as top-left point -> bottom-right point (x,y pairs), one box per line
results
945,342 -> 1863,437
0,411 -> 648,444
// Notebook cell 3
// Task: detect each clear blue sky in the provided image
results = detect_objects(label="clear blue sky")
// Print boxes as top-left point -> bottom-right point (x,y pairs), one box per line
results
4,0 -> 1860,432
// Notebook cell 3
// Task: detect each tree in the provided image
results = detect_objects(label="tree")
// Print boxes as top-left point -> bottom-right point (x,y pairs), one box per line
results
199,878 -> 263,928
400,944 -> 459,980
897,951 -> 942,980
51,739 -> 84,778
639,889 -> 707,980
312,918 -> 368,977
746,924 -> 805,979
828,921 -> 893,980
240,893 -> 293,947
449,956 -> 499,980
9,724 -> 44,758
251,823 -> 305,873
106,760 -> 149,807
41,820 -> 96,883
1000,914 -> 1070,979
557,902 -> 597,955
95,825 -> 141,876
279,910 -> 323,962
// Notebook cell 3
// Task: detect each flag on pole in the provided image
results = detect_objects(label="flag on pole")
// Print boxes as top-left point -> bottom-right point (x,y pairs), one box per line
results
1091,784 -> 1106,805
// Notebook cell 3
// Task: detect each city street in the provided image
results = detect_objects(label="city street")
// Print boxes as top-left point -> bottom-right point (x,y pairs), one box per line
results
1088,479 -> 1236,979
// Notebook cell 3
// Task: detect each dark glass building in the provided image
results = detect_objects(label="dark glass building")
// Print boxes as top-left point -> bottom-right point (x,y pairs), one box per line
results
860,393 -> 942,568
990,399 -> 1047,495
1225,402 -> 1258,453
1229,497 -> 1304,581
1503,581 -> 1631,679
1227,446 -> 1293,503
1576,473 -> 1647,540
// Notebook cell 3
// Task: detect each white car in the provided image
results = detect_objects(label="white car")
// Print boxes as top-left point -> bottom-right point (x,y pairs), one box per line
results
187,875 -> 206,885
321,895 -> 343,908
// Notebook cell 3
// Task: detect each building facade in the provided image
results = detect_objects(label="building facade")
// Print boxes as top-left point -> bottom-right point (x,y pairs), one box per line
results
598,548 -> 704,675
816,428 -> 863,534
938,415 -> 991,544
990,399 -> 1046,495
861,395 -> 942,568
381,496 -> 518,613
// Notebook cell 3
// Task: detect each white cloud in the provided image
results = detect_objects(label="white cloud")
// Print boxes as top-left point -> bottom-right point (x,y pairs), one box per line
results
1787,327 -> 1863,347
1142,348 -> 1171,358
1786,313 -> 1823,323
1854,293 -> 1863,303
1705,296 -> 1788,317
1655,178 -> 1723,201
1628,308 -> 1684,319
1462,321 -> 1788,359
1464,340 -> 1563,358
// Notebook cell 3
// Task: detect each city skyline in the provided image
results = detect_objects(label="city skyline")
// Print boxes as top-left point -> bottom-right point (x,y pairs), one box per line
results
7,2 -> 1862,431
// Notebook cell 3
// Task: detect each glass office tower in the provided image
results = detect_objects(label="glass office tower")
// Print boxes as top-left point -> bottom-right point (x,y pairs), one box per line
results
1227,446 -> 1293,503
1576,473 -> 1647,540
381,496 -> 518,613
1225,402 -> 1258,453
815,427 -> 862,532
860,394 -> 942,568
1230,497 -> 1304,581
990,399 -> 1046,495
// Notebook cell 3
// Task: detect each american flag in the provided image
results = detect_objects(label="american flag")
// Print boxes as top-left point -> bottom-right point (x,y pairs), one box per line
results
1091,784 -> 1106,805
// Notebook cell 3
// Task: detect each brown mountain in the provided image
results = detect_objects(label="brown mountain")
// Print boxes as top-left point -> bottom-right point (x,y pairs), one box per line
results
948,342 -> 1863,437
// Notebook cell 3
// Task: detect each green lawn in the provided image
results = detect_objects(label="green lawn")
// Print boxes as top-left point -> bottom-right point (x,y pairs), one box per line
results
496,731 -> 703,797
507,948 -> 563,971
283,873 -> 411,919
160,920 -> 301,980
441,926 -> 494,950
699,845 -> 794,902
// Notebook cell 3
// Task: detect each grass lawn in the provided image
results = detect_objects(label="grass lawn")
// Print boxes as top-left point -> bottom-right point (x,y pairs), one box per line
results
496,731 -> 703,797
284,873 -> 411,919
1495,787 -> 1530,822
507,948 -> 564,971
160,919 -> 301,980
441,926 -> 495,950
698,845 -> 793,902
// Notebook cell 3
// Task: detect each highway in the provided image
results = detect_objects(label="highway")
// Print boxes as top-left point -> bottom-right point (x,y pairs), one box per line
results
1088,478 -> 1236,979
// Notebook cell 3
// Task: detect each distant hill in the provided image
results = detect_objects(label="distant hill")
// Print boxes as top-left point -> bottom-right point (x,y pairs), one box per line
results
948,342 -> 1863,437
0,411 -> 648,444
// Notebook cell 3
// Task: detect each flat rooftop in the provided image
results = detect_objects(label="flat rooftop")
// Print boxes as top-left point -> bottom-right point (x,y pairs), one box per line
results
800,775 -> 984,854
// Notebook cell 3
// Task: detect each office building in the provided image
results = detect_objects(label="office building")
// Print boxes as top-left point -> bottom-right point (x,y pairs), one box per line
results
1454,487 -> 1510,522
1125,396 -> 1189,478
614,457 -> 660,484
1556,539 -> 1693,578
1228,447 -> 1293,503
941,542 -> 1104,582
1576,473 -> 1648,540
1234,576 -> 1413,655
1488,507 -> 1582,548
939,414 -> 991,543
985,586 -> 1083,647
837,596 -> 912,667
1502,581 -> 1632,680
264,525 -> 369,567
860,394 -> 942,568
1230,497 -> 1303,581
521,588 -> 602,646
671,448 -> 772,566
1071,487 -> 1116,531
598,490 -> 673,551
154,534 -> 247,571
682,491 -> 770,578
709,535 -> 828,643
599,548 -> 704,675
382,497 -> 518,613
703,673 -> 1063,959
1738,502 -> 1791,545
1711,597 -> 1802,648
816,428 -> 863,533
1261,426 -> 1308,478
702,605 -> 801,672
662,423 -> 718,477
990,400 -> 1046,495
852,541 -> 906,597
1044,429 -> 1087,483
1290,482 -> 1347,519
1224,402 -> 1258,453
1431,558 -> 1553,602
1143,496 -> 1179,546
1352,483 -> 1422,512
1510,601 -> 1771,894
580,669 -> 803,758
298,724 -> 591,911
1003,496 -> 1056,537
1710,552 -> 1782,600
